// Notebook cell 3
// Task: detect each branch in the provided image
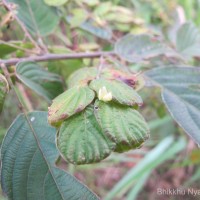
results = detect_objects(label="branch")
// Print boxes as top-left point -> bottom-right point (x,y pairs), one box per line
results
0,51 -> 115,66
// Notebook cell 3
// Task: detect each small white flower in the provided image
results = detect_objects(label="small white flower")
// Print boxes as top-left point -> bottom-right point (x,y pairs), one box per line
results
98,86 -> 112,102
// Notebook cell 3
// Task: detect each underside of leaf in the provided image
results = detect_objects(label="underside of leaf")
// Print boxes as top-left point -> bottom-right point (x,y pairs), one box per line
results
146,65 -> 200,145
1,112 -> 98,200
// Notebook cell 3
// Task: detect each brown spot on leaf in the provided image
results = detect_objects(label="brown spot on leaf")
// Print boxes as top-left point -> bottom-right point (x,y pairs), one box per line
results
75,106 -> 83,113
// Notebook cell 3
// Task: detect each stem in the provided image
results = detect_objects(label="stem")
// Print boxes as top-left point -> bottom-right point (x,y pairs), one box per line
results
1,63 -> 28,113
16,83 -> 33,111
2,0 -> 41,52
0,51 -> 115,66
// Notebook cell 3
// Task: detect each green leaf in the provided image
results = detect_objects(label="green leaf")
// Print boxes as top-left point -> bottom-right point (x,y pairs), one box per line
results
0,74 -> 9,113
105,136 -> 186,200
1,111 -> 98,200
80,0 -> 99,7
48,85 -> 95,126
94,100 -> 149,153
126,171 -> 151,200
44,0 -> 68,6
67,67 -> 98,88
57,105 -> 115,165
115,34 -> 175,63
0,41 -> 34,58
176,22 -> 200,59
7,0 -> 60,36
66,17 -> 112,40
146,66 -> 200,145
69,9 -> 88,28
16,61 -> 64,103
89,79 -> 143,106
0,43 -> 17,58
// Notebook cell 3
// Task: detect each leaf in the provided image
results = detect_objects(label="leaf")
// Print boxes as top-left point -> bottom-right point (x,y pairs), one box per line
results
80,0 -> 99,7
0,43 -> 17,58
7,0 -> 60,36
176,22 -> 200,59
48,85 -> 95,126
115,34 -> 175,63
57,105 -> 115,165
94,100 -> 149,153
0,74 -> 9,112
0,41 -> 34,58
89,79 -> 143,106
67,67 -> 98,88
126,171 -> 151,200
102,68 -> 144,91
1,111 -> 98,200
16,61 -> 64,103
44,0 -> 68,6
66,17 -> 112,40
145,66 -> 200,145
69,9 -> 88,28
94,2 -> 112,16
105,136 -> 186,200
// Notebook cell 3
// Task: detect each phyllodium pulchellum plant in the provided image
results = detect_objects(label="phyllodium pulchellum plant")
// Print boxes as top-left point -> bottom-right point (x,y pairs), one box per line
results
48,67 -> 150,165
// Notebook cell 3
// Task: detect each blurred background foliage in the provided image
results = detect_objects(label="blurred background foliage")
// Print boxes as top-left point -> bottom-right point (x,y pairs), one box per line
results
0,0 -> 200,199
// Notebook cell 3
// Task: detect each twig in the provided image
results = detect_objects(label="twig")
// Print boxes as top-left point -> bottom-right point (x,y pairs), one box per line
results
2,0 -> 41,52
16,83 -> 33,111
96,55 -> 105,79
1,63 -> 27,113
0,51 -> 115,66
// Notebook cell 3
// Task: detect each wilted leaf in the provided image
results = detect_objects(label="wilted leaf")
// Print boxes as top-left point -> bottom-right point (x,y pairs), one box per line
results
94,100 -> 149,152
0,74 -> 9,112
16,62 -> 64,103
115,34 -> 175,63
89,79 -> 143,106
48,85 -> 95,126
176,22 -> 200,59
1,111 -> 98,200
7,0 -> 60,36
44,0 -> 68,6
146,65 -> 200,145
57,105 -> 115,164
102,68 -> 144,91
